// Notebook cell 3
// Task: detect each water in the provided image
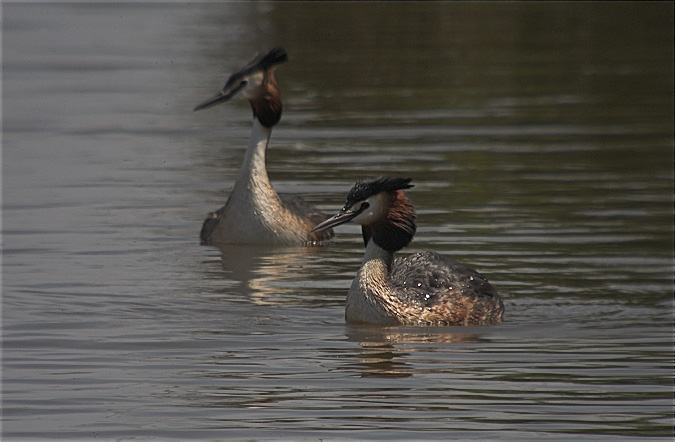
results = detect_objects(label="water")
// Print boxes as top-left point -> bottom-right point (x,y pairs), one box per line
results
2,2 -> 673,440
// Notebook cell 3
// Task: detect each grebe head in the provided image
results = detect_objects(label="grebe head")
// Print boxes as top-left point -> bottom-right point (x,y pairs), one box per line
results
193,47 -> 288,127
312,177 -> 417,252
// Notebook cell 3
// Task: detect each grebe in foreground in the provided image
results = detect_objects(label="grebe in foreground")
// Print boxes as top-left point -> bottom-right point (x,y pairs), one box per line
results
311,177 -> 504,326
194,47 -> 333,246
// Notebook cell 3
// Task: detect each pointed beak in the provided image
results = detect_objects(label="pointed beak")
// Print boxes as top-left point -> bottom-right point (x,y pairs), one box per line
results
193,83 -> 246,111
311,209 -> 360,233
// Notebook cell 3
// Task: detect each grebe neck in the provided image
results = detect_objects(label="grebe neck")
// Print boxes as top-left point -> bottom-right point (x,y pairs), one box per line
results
222,116 -> 310,244
235,118 -> 274,192
361,237 -> 394,273
345,238 -> 400,324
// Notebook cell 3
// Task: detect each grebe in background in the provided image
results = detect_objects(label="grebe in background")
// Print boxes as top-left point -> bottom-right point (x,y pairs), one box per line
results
312,177 -> 504,326
194,47 -> 333,246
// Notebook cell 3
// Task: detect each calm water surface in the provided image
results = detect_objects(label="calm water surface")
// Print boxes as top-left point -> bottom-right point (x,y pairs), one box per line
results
2,3 -> 673,440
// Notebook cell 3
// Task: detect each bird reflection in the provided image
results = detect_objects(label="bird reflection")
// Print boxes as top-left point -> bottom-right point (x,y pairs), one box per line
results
343,325 -> 491,378
206,244 -> 330,305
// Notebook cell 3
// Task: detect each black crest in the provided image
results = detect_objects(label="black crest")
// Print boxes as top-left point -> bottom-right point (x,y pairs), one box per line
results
224,47 -> 288,89
345,177 -> 414,208
255,47 -> 288,70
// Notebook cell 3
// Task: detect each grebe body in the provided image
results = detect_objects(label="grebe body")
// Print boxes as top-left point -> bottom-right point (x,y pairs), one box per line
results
312,177 -> 504,326
195,48 -> 333,246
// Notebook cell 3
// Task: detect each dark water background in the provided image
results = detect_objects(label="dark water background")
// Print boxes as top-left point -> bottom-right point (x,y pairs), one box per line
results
2,2 -> 673,439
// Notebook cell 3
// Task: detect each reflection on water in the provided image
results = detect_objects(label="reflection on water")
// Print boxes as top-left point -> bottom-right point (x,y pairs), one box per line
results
213,244 -> 335,305
2,2 -> 673,440
345,325 -> 493,378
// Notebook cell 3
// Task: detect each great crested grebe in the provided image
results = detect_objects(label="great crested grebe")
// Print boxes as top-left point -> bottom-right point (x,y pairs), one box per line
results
311,177 -> 504,326
194,47 -> 333,246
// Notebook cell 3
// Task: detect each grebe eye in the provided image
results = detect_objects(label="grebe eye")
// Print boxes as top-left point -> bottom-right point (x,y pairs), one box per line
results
240,80 -> 248,87
360,202 -> 370,210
